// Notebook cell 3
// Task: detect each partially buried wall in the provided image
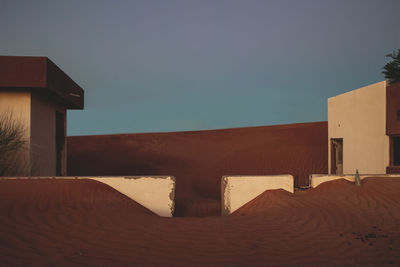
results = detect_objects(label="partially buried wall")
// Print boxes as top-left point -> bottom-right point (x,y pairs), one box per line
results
0,176 -> 176,217
89,176 -> 175,217
310,174 -> 400,188
221,175 -> 294,215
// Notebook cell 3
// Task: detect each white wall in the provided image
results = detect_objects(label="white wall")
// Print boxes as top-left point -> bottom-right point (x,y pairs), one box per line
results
328,81 -> 389,174
0,176 -> 176,217
221,175 -> 294,215
90,176 -> 175,217
0,91 -> 68,176
310,174 -> 400,188
0,91 -> 31,175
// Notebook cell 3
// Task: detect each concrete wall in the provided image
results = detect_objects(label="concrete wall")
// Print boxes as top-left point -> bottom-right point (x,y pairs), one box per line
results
0,91 -> 31,175
310,174 -> 400,188
30,93 -> 67,176
0,176 -> 176,217
0,91 -> 31,137
328,81 -> 389,174
221,175 -> 294,215
91,176 -> 175,217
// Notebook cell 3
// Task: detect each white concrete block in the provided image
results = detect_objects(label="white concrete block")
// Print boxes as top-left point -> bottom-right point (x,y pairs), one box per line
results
221,175 -> 294,215
90,176 -> 175,217
0,176 -> 176,217
310,174 -> 400,188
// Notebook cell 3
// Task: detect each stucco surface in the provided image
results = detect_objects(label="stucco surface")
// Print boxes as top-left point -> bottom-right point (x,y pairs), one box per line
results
90,176 -> 175,217
0,176 -> 176,217
0,91 -> 68,176
328,81 -> 389,174
310,174 -> 400,188
221,175 -> 294,215
0,91 -> 31,175
30,93 -> 67,176
0,91 -> 31,137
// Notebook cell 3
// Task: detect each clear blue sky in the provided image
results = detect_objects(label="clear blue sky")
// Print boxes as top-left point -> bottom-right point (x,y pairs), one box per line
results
1,0 -> 399,136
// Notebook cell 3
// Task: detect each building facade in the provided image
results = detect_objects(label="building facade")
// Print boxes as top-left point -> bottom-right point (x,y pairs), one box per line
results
328,80 -> 400,175
0,56 -> 84,176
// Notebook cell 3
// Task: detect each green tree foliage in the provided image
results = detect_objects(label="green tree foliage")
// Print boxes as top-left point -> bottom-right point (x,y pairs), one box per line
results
0,111 -> 28,176
382,49 -> 400,84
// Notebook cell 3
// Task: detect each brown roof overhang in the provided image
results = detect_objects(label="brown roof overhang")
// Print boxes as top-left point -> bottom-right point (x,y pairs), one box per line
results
0,56 -> 84,109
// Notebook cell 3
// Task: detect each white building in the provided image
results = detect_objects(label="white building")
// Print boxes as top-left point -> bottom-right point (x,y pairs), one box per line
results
328,80 -> 400,175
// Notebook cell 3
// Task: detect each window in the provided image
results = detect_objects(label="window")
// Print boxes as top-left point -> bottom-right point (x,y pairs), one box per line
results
397,110 -> 400,120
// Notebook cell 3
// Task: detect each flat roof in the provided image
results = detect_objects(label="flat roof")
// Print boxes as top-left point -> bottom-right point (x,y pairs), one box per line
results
0,56 -> 84,109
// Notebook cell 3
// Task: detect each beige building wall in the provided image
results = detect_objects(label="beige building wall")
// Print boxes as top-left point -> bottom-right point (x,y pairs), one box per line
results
0,92 -> 67,176
328,81 -> 389,174
30,93 -> 67,176
0,91 -> 31,175
0,91 -> 31,137
221,175 -> 294,215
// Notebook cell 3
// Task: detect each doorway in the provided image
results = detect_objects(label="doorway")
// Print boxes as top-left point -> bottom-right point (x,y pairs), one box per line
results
56,111 -> 65,176
331,138 -> 343,175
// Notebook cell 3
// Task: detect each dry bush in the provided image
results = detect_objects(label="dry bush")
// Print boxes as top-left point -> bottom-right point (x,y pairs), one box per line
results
0,111 -> 29,176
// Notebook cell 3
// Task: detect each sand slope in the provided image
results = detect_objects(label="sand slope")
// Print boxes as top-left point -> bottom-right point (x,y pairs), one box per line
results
0,177 -> 399,266
67,122 -> 327,216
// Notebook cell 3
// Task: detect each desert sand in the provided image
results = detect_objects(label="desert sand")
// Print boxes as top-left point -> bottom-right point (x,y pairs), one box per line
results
2,122 -> 397,266
67,122 -> 328,216
0,177 -> 399,266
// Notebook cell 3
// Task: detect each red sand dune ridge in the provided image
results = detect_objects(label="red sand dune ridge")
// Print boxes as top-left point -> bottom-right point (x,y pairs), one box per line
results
0,177 -> 399,266
68,121 -> 328,216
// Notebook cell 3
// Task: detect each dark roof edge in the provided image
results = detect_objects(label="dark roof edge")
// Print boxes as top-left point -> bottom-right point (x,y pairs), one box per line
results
45,58 -> 84,109
0,55 -> 84,109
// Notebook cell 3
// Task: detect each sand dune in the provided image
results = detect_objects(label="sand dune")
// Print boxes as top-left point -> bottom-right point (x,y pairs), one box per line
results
0,177 -> 399,266
67,122 -> 327,216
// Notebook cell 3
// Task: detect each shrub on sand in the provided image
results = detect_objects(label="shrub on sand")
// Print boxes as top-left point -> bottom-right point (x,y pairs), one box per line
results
0,111 -> 29,176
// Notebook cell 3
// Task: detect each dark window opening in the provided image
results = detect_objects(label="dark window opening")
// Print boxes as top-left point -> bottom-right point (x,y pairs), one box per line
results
56,111 -> 65,176
394,137 -> 400,166
397,110 -> 400,121
331,138 -> 343,175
